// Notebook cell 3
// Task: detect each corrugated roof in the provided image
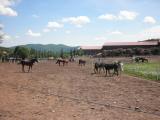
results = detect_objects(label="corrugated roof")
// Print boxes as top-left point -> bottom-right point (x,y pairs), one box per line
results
80,46 -> 102,50
103,42 -> 158,46
140,39 -> 160,42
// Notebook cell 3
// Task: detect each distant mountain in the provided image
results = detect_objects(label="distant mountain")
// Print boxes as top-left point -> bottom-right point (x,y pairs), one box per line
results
11,44 -> 79,53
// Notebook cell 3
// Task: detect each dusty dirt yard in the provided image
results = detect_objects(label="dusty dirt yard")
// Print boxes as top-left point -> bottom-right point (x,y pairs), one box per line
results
0,57 -> 160,120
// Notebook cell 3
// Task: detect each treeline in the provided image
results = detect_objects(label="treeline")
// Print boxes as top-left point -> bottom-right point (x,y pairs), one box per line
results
0,46 -> 84,60
0,47 -> 11,56
102,47 -> 160,57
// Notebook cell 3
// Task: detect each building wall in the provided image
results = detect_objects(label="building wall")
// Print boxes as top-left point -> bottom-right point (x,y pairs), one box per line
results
102,45 -> 159,50
83,49 -> 102,55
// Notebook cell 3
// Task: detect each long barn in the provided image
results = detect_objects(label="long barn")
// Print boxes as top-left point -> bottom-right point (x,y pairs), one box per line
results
79,46 -> 102,55
80,39 -> 160,55
102,41 -> 159,50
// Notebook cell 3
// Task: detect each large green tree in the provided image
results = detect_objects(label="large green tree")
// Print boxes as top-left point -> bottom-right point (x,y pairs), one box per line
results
60,48 -> 64,58
14,46 -> 29,59
0,25 -> 4,44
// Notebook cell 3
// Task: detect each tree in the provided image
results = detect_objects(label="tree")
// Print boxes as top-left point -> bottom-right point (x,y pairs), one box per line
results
133,48 -> 144,55
14,46 -> 29,59
125,48 -> 134,56
144,49 -> 151,55
151,47 -> 160,55
0,35 -> 3,44
77,49 -> 84,56
0,26 -> 4,44
70,49 -> 73,57
30,48 -> 36,57
73,48 -> 76,57
60,48 -> 64,58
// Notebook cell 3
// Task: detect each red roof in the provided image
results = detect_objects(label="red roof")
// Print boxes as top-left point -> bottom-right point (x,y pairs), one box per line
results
80,46 -> 102,50
103,42 -> 158,46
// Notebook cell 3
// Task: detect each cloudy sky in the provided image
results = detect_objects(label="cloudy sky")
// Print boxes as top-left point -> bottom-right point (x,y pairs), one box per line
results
0,0 -> 160,47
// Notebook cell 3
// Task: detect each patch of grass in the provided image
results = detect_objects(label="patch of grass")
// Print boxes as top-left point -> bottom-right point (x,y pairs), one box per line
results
124,62 -> 160,81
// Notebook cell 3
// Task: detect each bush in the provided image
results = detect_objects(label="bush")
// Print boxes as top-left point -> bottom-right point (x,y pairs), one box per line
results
101,47 -> 160,57
151,47 -> 160,55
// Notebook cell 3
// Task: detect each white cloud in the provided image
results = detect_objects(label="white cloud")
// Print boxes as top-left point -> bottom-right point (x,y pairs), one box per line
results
113,26 -> 160,42
0,0 -> 18,16
32,14 -> 39,18
144,16 -> 156,24
95,36 -> 106,41
3,34 -> 11,40
93,26 -> 160,43
43,21 -> 63,33
141,26 -> 160,38
98,10 -> 138,21
26,29 -> 41,37
110,30 -> 123,35
65,30 -> 71,34
62,16 -> 90,27
0,30 -> 3,35
15,35 -> 20,38
0,24 -> 4,29
98,14 -> 117,21
43,28 -> 50,33
0,0 -> 14,6
47,21 -> 63,30
0,24 -> 11,42
118,10 -> 138,20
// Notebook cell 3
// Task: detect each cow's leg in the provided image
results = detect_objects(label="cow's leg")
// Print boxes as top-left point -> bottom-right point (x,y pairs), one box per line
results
98,68 -> 100,74
107,69 -> 109,76
23,66 -> 25,72
103,67 -> 105,73
105,69 -> 108,76
99,67 -> 102,74
94,68 -> 96,73
109,69 -> 112,77
94,67 -> 98,73
29,65 -> 32,71
22,65 -> 25,72
115,69 -> 118,76
22,65 -> 23,72
28,66 -> 30,72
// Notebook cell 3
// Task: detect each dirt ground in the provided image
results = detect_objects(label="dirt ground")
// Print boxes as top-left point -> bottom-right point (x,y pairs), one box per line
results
0,57 -> 160,120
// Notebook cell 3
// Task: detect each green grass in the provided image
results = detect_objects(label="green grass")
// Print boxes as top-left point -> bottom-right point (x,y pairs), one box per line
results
124,62 -> 160,81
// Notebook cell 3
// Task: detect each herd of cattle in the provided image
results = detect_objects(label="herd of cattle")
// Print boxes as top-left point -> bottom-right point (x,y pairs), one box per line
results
33,57 -> 124,76
54,56 -> 148,76
0,56 -> 149,76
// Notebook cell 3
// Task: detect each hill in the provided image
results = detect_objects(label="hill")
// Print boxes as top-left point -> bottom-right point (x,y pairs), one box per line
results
11,44 -> 79,53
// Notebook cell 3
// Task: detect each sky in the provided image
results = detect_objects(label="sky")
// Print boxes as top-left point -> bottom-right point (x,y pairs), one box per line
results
0,0 -> 160,47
